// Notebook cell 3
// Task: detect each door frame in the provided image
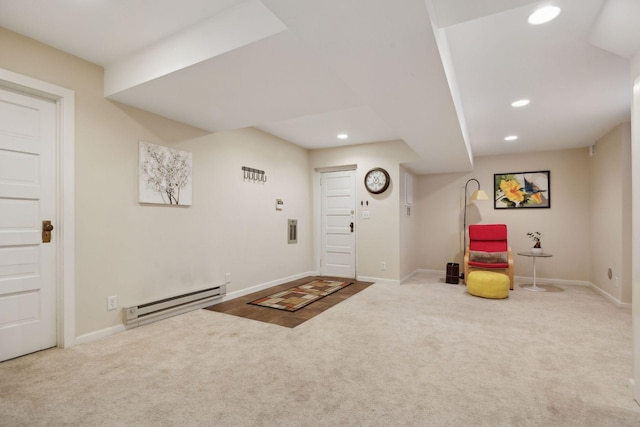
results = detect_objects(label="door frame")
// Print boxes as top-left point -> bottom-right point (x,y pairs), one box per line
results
0,68 -> 76,349
632,74 -> 640,404
314,165 -> 357,277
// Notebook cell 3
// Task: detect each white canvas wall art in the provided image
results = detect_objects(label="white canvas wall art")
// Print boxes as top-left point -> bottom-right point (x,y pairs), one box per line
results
139,141 -> 192,205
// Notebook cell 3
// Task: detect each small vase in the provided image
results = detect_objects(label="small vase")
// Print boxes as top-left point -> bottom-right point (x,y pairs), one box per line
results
531,247 -> 543,255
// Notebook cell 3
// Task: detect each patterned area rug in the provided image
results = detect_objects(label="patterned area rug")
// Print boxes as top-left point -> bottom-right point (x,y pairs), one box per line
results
248,279 -> 353,312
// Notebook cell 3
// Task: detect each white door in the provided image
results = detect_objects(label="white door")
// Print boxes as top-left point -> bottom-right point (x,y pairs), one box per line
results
320,170 -> 356,277
0,87 -> 57,361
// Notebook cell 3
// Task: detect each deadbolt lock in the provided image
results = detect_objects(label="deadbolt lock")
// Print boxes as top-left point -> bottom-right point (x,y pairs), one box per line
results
42,220 -> 54,243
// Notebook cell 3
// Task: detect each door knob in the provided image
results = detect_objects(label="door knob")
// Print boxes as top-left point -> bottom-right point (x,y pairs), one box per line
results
42,220 -> 54,243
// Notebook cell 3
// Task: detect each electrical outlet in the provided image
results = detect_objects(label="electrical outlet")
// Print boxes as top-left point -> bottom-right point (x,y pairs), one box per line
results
107,295 -> 118,311
380,261 -> 386,270
225,273 -> 231,283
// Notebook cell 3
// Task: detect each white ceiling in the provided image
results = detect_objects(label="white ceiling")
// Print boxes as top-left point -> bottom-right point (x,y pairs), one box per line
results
0,0 -> 637,174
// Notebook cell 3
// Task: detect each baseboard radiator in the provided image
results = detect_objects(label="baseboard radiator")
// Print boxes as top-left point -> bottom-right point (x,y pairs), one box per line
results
124,284 -> 226,328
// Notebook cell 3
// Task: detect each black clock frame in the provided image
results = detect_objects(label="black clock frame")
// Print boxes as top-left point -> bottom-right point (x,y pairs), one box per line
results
364,167 -> 390,194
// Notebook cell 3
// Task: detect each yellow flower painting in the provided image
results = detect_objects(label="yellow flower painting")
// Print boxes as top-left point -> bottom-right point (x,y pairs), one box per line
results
500,179 -> 525,203
494,171 -> 550,209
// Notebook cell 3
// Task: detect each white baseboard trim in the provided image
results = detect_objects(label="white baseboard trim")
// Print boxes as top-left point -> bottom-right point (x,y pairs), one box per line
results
75,324 -> 126,346
400,269 -> 441,283
73,270 -> 629,346
74,271 -> 319,345
514,275 -> 590,287
218,271 -> 318,303
586,282 -> 631,308
406,270 -> 630,308
515,275 -> 630,307
412,269 -> 441,275
357,275 -> 400,285
406,269 -> 457,281
400,269 -> 422,284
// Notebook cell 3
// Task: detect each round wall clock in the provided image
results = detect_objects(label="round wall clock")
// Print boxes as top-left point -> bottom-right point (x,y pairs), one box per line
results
364,167 -> 390,194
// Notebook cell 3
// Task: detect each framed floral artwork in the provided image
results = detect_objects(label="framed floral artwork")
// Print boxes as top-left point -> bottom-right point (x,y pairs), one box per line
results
494,170 -> 550,209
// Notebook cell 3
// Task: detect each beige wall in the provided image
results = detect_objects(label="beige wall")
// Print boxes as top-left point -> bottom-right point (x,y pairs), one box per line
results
622,123 -> 633,304
416,148 -> 592,282
399,166 -> 420,280
630,50 -> 640,403
1,28 -> 314,335
632,52 -> 640,80
78,126 -> 313,335
589,122 -> 632,303
309,140 -> 419,281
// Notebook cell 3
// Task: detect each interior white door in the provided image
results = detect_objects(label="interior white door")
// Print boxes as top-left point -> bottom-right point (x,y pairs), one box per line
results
320,170 -> 356,277
0,87 -> 57,361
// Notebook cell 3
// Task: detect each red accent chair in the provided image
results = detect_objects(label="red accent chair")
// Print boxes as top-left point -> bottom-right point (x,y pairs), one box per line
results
464,224 -> 514,290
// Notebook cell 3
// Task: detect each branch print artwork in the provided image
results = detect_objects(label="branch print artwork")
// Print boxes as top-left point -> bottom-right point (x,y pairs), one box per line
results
139,141 -> 192,205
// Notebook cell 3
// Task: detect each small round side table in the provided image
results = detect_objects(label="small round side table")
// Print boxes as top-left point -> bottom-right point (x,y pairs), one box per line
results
517,251 -> 553,292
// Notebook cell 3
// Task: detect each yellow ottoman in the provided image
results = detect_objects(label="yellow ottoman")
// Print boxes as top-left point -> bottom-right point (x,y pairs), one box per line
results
466,271 -> 509,299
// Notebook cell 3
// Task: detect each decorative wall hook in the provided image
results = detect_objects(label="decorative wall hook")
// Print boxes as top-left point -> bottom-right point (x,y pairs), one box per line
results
242,166 -> 266,183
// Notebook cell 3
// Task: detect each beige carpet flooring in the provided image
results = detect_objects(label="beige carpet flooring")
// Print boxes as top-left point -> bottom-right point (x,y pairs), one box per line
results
1,271 -> 640,426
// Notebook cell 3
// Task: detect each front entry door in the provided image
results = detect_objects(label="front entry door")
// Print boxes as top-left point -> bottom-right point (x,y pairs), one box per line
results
320,170 -> 356,277
0,87 -> 57,361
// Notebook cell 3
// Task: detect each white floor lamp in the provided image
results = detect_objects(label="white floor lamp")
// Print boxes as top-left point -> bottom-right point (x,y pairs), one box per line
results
462,178 -> 488,278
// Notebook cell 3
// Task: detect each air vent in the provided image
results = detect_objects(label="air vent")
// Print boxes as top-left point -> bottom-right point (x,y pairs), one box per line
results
288,219 -> 297,244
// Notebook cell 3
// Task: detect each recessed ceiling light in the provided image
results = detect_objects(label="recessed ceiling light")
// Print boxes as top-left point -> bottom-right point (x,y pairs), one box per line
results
504,135 -> 518,141
528,6 -> 561,25
511,99 -> 530,107
337,133 -> 349,140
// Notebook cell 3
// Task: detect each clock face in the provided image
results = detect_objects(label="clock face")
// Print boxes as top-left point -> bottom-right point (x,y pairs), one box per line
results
365,168 -> 390,194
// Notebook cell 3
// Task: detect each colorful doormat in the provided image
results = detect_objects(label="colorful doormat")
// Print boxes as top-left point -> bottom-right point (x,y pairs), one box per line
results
248,280 -> 353,312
